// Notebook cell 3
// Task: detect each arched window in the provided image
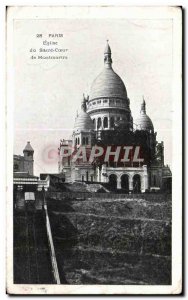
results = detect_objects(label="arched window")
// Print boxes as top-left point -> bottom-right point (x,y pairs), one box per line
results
86,137 -> 89,145
82,137 -> 85,145
103,117 -> 108,128
97,118 -> 102,129
110,116 -> 115,128
75,138 -> 77,145
78,137 -> 80,145
93,118 -> 96,129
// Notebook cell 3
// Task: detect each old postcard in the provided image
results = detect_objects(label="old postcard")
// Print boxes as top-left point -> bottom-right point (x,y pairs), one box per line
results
6,6 -> 182,294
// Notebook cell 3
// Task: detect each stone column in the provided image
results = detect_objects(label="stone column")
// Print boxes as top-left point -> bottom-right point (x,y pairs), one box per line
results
143,165 -> 148,192
101,117 -> 104,130
129,176 -> 133,194
101,164 -> 107,183
117,176 -> 121,189
97,167 -> 101,182
143,175 -> 148,192
108,117 -> 110,129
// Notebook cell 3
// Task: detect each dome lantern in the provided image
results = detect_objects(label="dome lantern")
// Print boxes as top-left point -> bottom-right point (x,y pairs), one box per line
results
140,97 -> 146,114
104,40 -> 112,69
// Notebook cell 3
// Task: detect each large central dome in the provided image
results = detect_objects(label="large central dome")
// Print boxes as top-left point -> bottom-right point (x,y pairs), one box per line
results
90,41 -> 127,101
90,68 -> 127,100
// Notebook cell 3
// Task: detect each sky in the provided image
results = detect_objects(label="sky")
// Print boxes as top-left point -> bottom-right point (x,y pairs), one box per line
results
13,17 -> 173,176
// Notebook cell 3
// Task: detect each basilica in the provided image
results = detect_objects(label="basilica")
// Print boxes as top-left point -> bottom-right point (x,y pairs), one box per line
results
58,42 -> 172,193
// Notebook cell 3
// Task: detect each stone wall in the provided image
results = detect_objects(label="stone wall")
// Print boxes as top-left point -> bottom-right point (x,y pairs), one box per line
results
47,193 -> 171,285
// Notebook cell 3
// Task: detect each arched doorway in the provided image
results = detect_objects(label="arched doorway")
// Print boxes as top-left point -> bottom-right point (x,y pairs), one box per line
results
121,174 -> 129,193
133,174 -> 141,193
109,174 -> 117,190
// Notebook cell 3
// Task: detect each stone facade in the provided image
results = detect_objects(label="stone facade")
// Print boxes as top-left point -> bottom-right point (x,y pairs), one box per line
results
58,42 -> 172,192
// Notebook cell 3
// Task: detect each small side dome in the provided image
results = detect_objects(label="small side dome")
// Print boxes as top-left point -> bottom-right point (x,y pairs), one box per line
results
135,99 -> 154,132
74,97 -> 94,131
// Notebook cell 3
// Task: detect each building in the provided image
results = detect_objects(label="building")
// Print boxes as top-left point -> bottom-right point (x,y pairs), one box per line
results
13,141 -> 39,192
39,173 -> 65,191
13,142 -> 66,193
14,141 -> 34,175
57,41 -> 172,192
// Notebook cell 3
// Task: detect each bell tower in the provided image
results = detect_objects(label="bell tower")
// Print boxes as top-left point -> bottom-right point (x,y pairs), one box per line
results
23,141 -> 34,175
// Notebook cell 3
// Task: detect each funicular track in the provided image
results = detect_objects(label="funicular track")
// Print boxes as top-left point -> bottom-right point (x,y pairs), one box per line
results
14,206 -> 54,284
24,209 -> 40,283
